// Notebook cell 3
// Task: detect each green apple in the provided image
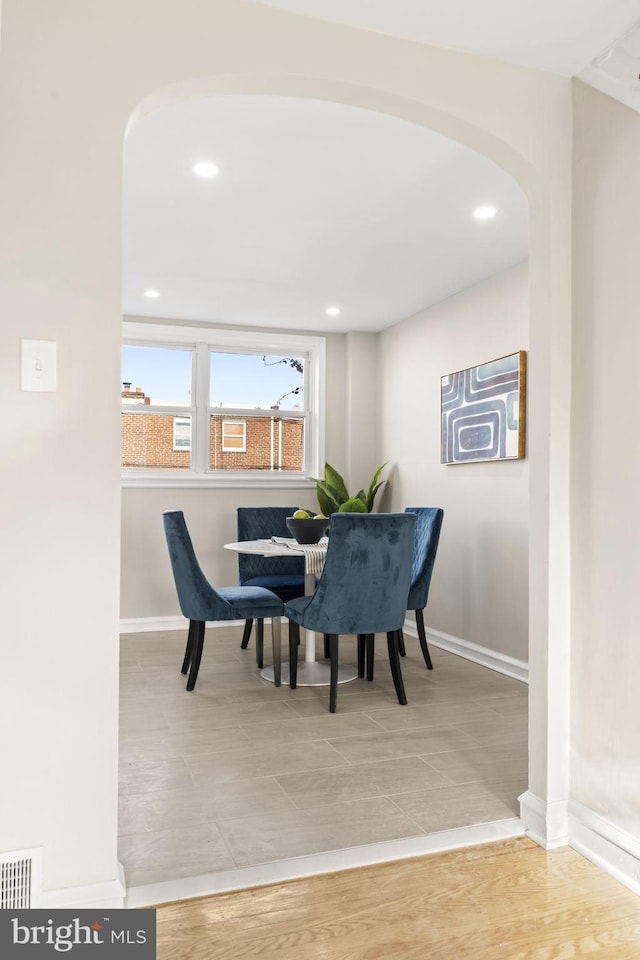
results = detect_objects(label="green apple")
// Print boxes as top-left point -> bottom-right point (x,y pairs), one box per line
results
292,509 -> 310,519
314,514 -> 327,520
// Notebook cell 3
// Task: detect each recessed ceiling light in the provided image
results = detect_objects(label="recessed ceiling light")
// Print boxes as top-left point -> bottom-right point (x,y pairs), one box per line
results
192,161 -> 220,179
144,289 -> 160,299
473,204 -> 498,220
325,306 -> 341,316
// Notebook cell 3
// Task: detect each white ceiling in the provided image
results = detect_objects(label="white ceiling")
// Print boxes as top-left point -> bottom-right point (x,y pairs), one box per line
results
122,1 -> 640,334
249,0 -> 640,76
123,96 -> 528,333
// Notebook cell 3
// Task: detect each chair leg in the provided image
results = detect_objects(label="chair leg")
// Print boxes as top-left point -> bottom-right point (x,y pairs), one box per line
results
365,633 -> 375,681
416,609 -> 433,669
241,618 -> 253,649
256,618 -> 264,669
186,620 -> 206,692
324,634 -> 330,659
357,634 -> 365,678
181,619 -> 197,674
288,620 -> 300,688
271,616 -> 282,687
329,634 -> 339,713
398,631 -> 406,657
387,629 -> 407,706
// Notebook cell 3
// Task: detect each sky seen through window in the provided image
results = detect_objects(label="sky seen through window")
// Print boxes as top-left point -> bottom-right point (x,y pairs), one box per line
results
122,346 -> 304,408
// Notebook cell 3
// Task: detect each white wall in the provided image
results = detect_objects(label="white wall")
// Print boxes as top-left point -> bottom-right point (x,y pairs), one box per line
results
571,81 -> 640,839
380,264 -> 529,662
0,0 -> 572,898
344,332 -> 380,492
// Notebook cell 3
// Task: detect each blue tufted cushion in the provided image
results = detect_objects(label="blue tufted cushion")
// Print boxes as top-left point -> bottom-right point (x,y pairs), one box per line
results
242,574 -> 306,599
285,512 -> 415,636
404,507 -> 444,611
163,511 -> 283,622
216,586 -> 287,619
237,507 -> 306,594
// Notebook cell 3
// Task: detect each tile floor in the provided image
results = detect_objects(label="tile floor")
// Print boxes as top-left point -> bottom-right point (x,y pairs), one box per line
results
119,626 -> 528,888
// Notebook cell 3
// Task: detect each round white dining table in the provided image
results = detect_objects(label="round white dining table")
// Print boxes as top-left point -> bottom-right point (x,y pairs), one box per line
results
224,538 -> 358,687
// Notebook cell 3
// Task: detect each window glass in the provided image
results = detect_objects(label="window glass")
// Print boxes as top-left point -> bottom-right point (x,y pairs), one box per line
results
210,415 -> 303,471
122,413 -> 191,470
122,345 -> 192,406
210,352 -> 304,409
121,346 -> 193,470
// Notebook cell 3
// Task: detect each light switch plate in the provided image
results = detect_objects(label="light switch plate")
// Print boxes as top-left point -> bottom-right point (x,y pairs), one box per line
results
21,339 -> 57,392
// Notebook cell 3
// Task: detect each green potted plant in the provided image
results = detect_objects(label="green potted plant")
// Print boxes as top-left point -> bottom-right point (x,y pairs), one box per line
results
314,462 -> 388,515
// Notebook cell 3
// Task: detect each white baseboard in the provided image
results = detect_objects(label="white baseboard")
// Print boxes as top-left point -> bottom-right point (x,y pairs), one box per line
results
123,617 -> 529,686
403,620 -> 528,683
120,615 -> 188,633
568,801 -> 640,897
518,790 -> 569,848
120,616 -> 246,634
41,863 -> 126,909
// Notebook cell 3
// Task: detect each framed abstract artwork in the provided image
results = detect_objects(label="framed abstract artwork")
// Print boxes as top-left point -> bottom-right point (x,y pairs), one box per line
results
441,351 -> 526,464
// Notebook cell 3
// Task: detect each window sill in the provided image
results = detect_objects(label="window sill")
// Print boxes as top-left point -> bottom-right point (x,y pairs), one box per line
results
121,471 -> 317,490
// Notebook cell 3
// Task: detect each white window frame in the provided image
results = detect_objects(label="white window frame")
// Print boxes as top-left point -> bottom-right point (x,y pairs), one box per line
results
122,321 -> 325,489
221,419 -> 246,453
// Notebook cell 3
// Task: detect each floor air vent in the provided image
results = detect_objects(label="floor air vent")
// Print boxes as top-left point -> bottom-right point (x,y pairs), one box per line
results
0,848 -> 43,908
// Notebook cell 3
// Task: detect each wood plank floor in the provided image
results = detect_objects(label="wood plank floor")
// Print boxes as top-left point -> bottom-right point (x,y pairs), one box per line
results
154,837 -> 640,959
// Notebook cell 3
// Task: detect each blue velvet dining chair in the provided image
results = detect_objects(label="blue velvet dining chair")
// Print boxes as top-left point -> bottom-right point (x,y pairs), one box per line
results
163,510 -> 284,690
360,506 -> 444,680
237,506 -> 306,666
285,512 -> 416,713
403,506 -> 444,669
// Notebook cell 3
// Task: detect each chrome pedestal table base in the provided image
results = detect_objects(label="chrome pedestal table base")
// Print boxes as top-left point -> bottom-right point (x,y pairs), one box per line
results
260,659 -> 358,687
224,541 -> 358,688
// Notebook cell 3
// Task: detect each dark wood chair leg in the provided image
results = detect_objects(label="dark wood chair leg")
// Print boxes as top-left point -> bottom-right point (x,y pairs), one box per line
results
324,634 -> 330,659
365,633 -> 375,681
181,619 -> 197,674
329,633 -> 339,713
241,618 -> 253,649
398,631 -> 406,657
288,620 -> 300,688
357,634 -> 365,678
256,618 -> 264,668
271,616 -> 281,687
186,620 -> 206,691
415,609 -> 433,669
387,629 -> 408,705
